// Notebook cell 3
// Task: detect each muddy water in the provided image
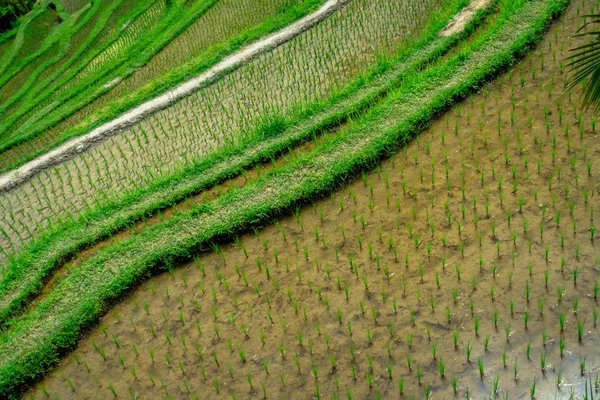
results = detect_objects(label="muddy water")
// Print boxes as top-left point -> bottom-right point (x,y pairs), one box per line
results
27,1 -> 600,399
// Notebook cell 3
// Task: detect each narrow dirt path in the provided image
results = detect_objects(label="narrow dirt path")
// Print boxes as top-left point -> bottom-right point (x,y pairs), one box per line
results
440,0 -> 492,36
0,0 -> 349,192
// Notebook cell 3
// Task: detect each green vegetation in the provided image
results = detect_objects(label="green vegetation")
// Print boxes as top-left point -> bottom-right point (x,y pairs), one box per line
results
0,0 -> 577,397
2,0 -> 598,398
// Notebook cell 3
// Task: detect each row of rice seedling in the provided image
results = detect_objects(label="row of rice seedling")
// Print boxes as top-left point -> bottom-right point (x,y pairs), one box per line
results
0,0 -> 572,395
0,0 -> 445,262
100,0 -> 312,107
0,0 -> 324,170
0,0 -> 471,328
57,0 -> 168,96
26,2 -> 599,397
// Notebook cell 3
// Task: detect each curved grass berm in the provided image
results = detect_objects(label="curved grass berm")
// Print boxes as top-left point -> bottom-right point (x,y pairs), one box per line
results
0,0 -> 569,396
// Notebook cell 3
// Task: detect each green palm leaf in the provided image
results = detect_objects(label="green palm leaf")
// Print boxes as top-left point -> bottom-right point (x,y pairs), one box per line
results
567,14 -> 600,113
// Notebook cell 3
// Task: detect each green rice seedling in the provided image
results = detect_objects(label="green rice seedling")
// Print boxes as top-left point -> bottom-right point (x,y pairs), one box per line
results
580,355 -> 587,376
530,377 -> 537,399
524,311 -> 529,330
557,287 -> 564,303
559,336 -> 566,358
538,297 -> 545,317
526,342 -> 532,360
242,372 -> 253,394
559,312 -> 566,332
466,341 -> 473,363
540,352 -> 547,372
474,315 -> 480,337
578,319 -> 585,342
453,330 -> 459,350
398,378 -> 404,395
261,381 -> 267,398
491,374 -> 500,397
477,357 -> 484,380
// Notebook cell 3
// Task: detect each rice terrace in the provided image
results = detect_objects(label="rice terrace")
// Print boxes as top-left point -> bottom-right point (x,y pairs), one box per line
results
0,0 -> 600,398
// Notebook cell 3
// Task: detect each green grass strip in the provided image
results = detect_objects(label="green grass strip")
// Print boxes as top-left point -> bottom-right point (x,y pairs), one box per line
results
0,0 -> 471,327
0,0 -> 325,169
0,0 -> 568,396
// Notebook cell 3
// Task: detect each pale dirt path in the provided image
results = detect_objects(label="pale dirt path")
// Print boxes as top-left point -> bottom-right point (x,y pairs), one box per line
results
0,0 -> 349,192
440,0 -> 493,36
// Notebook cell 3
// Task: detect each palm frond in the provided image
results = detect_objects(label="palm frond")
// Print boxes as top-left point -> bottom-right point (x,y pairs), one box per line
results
567,15 -> 600,112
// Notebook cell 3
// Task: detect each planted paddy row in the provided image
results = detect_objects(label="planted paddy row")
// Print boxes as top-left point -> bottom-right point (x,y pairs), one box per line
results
0,0 -> 586,397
